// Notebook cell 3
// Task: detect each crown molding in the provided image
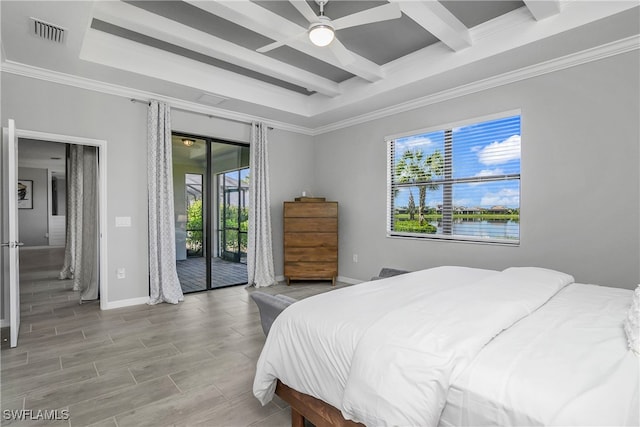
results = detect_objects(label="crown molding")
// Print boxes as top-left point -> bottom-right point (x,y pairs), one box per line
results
2,34 -> 638,137
311,35 -> 640,136
0,60 -> 315,136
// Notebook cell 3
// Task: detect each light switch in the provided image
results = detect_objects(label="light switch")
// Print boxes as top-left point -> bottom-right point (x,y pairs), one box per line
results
115,216 -> 132,227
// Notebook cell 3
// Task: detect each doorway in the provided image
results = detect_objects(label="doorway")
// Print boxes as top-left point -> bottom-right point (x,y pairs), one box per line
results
17,139 -> 101,300
172,133 -> 249,293
1,125 -> 107,347
8,129 -> 108,308
17,139 -> 67,248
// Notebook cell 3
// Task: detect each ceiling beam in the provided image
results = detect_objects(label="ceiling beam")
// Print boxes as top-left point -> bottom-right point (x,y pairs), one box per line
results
79,29 -> 311,116
390,0 -> 471,52
185,0 -> 384,82
92,1 -> 341,97
523,0 -> 562,21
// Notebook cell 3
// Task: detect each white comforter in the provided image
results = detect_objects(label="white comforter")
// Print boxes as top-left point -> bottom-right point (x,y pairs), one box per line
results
253,266 -> 573,426
441,283 -> 639,427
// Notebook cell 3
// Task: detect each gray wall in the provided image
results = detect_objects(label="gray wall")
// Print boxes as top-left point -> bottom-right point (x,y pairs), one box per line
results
1,73 -> 316,312
17,167 -> 48,246
2,74 -> 149,305
2,48 -> 637,322
312,51 -> 640,289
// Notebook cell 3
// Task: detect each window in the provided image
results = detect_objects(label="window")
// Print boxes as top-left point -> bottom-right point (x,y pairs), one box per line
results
387,112 -> 521,244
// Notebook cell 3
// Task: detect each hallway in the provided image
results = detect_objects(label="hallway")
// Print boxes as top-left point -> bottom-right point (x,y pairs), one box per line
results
18,247 -> 91,324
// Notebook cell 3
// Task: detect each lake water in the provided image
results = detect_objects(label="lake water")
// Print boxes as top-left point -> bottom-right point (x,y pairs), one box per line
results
430,218 -> 519,240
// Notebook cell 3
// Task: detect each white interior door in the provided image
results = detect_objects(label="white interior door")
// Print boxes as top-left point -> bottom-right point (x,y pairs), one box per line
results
3,119 -> 21,347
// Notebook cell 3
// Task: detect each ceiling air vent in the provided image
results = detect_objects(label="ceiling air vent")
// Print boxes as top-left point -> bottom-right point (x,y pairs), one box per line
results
30,18 -> 65,43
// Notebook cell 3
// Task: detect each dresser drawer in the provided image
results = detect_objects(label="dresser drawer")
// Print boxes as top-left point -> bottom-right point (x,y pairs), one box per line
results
284,202 -> 338,218
284,247 -> 338,262
284,217 -> 337,233
284,232 -> 337,248
285,262 -> 337,279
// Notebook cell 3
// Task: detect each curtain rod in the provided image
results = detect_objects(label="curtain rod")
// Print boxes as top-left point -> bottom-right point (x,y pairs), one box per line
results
130,98 -> 273,129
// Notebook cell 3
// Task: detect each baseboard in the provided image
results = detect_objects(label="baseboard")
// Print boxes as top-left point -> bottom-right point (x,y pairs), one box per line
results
101,296 -> 149,310
275,275 -> 285,282
337,276 -> 363,285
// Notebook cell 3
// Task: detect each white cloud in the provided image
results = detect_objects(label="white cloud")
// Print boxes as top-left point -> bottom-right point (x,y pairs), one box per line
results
475,168 -> 504,177
465,168 -> 505,186
399,135 -> 434,151
477,135 -> 520,166
480,188 -> 520,207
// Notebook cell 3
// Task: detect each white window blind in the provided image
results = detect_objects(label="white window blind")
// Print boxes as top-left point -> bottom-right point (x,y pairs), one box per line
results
387,113 -> 521,244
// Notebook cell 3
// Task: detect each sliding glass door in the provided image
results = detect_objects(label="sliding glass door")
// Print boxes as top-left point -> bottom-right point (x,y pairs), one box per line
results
173,134 -> 249,293
218,168 -> 249,264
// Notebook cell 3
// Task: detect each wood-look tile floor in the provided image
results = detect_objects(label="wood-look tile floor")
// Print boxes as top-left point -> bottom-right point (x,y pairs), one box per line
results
1,248 -> 351,427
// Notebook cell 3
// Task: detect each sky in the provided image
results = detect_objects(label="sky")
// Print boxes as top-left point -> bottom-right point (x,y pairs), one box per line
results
393,115 -> 521,209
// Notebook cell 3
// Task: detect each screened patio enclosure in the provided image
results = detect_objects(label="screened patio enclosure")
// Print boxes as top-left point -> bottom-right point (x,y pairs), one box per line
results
172,134 -> 249,293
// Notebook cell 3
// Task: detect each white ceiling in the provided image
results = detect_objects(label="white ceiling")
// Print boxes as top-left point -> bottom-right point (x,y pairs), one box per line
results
1,1 -> 639,134
18,138 -> 66,172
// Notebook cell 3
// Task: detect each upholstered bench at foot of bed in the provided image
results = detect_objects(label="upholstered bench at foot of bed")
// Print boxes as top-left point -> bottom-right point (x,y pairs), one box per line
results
250,291 -> 297,336
370,267 -> 410,281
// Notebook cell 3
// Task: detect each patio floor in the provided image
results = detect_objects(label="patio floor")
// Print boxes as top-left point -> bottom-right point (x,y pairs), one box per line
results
176,256 -> 248,293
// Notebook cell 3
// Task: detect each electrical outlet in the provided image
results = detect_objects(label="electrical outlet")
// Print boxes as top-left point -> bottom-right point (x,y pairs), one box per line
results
352,254 -> 358,263
116,268 -> 126,279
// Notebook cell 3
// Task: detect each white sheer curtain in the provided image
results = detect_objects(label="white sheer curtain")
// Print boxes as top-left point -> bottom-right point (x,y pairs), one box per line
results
59,145 -> 99,301
247,122 -> 276,288
147,100 -> 184,304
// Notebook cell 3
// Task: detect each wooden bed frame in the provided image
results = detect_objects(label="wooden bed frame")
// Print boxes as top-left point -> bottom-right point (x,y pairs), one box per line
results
275,380 -> 364,427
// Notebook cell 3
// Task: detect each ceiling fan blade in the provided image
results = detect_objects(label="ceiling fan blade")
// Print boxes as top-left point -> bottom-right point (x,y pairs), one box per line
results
256,40 -> 286,53
332,2 -> 402,31
257,32 -> 306,53
328,39 -> 356,66
289,0 -> 319,24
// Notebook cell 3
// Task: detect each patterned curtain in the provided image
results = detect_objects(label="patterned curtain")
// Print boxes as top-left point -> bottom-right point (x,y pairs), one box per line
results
247,122 -> 276,288
147,100 -> 184,304
59,145 -> 80,283
59,145 -> 99,301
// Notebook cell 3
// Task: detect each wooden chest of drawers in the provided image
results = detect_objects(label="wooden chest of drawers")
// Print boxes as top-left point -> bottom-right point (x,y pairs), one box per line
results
283,200 -> 338,285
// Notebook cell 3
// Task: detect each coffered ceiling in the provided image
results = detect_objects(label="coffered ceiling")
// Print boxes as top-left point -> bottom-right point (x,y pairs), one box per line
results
1,1 -> 639,133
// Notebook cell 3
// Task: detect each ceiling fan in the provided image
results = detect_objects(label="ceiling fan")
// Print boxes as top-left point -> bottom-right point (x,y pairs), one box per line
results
257,0 -> 402,65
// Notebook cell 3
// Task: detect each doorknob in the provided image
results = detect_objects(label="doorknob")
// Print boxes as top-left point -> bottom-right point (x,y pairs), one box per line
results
1,241 -> 24,248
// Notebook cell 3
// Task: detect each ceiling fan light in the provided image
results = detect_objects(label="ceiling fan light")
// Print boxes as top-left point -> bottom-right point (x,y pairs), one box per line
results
309,22 -> 334,47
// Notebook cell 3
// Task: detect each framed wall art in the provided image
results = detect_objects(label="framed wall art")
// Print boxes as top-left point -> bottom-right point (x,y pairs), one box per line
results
18,179 -> 33,209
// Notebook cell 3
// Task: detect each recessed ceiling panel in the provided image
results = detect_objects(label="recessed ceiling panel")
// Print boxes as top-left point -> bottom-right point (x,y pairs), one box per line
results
3,0 -> 635,131
253,1 -> 309,27
91,19 -> 313,95
311,1 -> 390,20
440,1 -> 525,28
337,14 -> 438,65
264,45 -> 355,83
255,0 -> 390,24
124,0 -> 272,50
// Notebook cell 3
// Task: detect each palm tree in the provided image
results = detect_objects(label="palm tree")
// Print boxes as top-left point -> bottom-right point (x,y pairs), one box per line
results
395,149 -> 444,224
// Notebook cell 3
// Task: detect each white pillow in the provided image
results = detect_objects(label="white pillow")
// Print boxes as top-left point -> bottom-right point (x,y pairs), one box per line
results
624,285 -> 640,355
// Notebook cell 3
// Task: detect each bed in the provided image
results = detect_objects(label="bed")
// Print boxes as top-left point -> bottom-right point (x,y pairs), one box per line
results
253,266 -> 639,426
